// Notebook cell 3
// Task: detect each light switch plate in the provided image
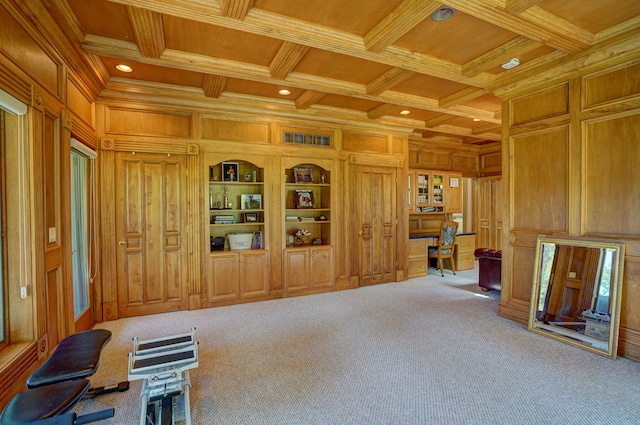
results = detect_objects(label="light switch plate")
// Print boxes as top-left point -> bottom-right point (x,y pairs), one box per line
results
48,227 -> 56,243
568,271 -> 576,279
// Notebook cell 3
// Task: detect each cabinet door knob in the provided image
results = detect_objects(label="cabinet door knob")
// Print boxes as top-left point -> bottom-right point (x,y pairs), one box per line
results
118,240 -> 126,247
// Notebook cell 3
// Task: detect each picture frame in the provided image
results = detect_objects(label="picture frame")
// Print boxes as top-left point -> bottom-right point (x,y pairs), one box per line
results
295,189 -> 314,209
222,162 -> 239,182
241,194 -> 262,210
293,167 -> 313,183
244,212 -> 258,223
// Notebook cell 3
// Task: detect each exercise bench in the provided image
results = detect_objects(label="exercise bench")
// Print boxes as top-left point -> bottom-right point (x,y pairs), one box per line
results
27,329 -> 129,397
0,329 -> 128,425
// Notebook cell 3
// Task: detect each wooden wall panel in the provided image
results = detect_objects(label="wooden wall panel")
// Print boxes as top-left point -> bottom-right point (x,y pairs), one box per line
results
451,153 -> 476,174
620,258 -> 640,333
0,7 -> 60,95
342,131 -> 388,153
67,79 -> 94,129
584,63 -> 640,108
511,127 -> 568,232
503,60 -> 640,362
584,113 -> 640,237
480,151 -> 501,176
511,84 -> 569,125
201,117 -> 270,143
106,107 -> 192,138
392,136 -> 404,155
509,245 -> 535,302
417,150 -> 450,169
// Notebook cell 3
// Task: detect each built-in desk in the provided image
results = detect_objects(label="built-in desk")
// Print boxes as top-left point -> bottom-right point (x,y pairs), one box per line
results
407,233 -> 476,277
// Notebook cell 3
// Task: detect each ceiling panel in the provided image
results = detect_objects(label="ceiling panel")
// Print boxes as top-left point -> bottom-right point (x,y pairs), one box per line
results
102,57 -> 204,88
253,0 -> 403,36
540,0 -> 640,33
223,78 -> 305,100
392,74 -> 468,100
163,15 -> 282,67
294,49 -> 392,85
316,94 -> 382,112
395,12 -> 518,64
67,0 -> 133,42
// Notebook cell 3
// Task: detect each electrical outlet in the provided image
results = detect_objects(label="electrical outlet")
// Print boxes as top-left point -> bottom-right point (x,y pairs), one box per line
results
568,271 -> 576,279
48,227 -> 56,243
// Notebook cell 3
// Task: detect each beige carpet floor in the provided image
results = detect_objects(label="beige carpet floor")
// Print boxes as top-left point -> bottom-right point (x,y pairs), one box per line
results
74,265 -> 640,424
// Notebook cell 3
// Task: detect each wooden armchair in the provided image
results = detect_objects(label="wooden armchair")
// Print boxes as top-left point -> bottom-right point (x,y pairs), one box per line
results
428,221 -> 458,276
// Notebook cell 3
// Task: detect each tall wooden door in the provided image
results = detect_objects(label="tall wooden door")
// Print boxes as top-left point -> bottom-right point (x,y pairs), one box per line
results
357,166 -> 396,286
477,176 -> 502,250
115,152 -> 189,317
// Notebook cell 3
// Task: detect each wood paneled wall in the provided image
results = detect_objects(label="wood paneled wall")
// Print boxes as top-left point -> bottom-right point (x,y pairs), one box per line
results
0,2 -> 98,405
500,60 -> 640,361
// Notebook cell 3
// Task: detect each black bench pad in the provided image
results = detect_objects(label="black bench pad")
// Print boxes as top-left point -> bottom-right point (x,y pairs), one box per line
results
0,379 -> 89,425
27,329 -> 112,389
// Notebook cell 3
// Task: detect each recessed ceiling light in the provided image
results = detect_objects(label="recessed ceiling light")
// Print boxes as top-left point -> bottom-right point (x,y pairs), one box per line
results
501,58 -> 520,70
473,118 -> 482,122
278,89 -> 291,96
430,7 -> 456,22
400,110 -> 411,115
115,64 -> 133,73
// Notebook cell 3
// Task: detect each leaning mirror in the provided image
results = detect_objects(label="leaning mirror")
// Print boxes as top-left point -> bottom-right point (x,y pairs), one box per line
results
528,236 -> 625,359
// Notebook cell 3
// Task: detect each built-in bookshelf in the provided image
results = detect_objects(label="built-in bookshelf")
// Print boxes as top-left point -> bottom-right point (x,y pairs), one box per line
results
208,160 -> 265,252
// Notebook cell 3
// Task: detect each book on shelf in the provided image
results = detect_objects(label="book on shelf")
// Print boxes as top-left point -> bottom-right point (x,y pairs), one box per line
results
214,220 -> 235,224
253,231 -> 263,249
299,217 -> 315,222
286,216 -> 300,221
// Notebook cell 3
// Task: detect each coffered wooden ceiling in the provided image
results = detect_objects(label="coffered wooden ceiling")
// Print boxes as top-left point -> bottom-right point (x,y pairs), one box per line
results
37,0 -> 640,144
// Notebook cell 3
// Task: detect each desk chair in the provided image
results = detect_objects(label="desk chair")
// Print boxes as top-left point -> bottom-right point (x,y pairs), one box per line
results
428,221 -> 458,276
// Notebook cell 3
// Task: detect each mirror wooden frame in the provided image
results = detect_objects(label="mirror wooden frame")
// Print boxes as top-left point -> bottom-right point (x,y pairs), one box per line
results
528,236 -> 625,359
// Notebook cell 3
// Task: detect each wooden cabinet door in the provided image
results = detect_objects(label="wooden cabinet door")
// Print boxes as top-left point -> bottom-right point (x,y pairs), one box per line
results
445,173 -> 462,213
115,152 -> 188,317
309,246 -> 334,289
357,166 -> 396,286
207,252 -> 240,302
283,248 -> 310,292
240,250 -> 269,298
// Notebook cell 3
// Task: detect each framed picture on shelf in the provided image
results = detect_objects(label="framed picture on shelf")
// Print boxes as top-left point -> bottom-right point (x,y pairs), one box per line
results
241,194 -> 262,210
222,162 -> 239,182
293,167 -> 313,183
295,189 -> 315,209
244,212 -> 258,222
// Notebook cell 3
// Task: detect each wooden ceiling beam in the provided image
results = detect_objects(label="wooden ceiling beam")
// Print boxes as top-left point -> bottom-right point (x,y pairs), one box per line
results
503,0 -> 543,15
126,6 -> 165,59
269,41 -> 310,80
425,124 -> 502,141
367,104 -> 397,119
461,36 -> 541,77
295,90 -> 327,109
103,0 -> 494,88
423,115 -> 455,127
219,0 -> 254,20
439,87 -> 486,109
366,67 -> 415,96
364,0 -> 441,52
203,74 -> 228,98
445,0 -> 592,53
82,35 -> 499,122
472,123 -> 501,135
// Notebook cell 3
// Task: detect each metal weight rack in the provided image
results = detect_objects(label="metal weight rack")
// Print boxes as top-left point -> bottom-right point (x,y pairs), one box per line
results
128,328 -> 199,425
